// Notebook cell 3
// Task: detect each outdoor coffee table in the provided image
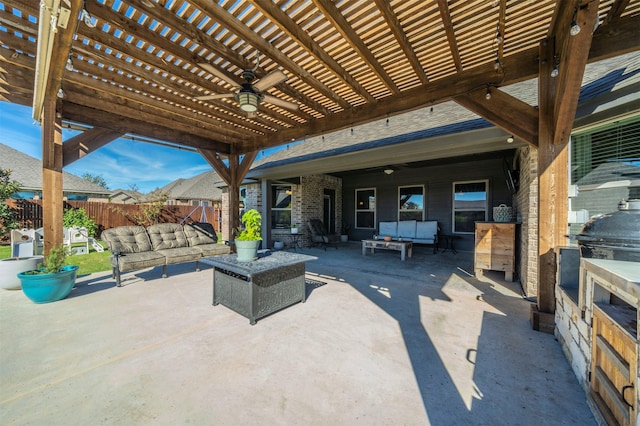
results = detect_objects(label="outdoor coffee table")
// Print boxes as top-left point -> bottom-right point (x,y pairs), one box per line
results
361,239 -> 413,261
202,250 -> 316,325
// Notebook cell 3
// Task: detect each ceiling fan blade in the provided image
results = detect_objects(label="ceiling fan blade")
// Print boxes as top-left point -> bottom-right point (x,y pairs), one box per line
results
197,63 -> 240,87
263,95 -> 299,111
195,93 -> 235,101
253,69 -> 287,92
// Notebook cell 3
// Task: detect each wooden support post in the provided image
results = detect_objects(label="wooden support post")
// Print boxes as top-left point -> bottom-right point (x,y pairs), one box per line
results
41,98 -> 64,255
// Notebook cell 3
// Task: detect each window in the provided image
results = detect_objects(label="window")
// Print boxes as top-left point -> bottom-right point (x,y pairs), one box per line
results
271,185 -> 292,229
355,188 -> 376,229
398,185 -> 424,221
569,116 -> 640,237
452,180 -> 488,233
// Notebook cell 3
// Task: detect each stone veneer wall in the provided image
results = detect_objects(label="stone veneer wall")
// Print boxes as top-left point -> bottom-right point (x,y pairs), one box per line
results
555,287 -> 591,393
515,146 -> 539,297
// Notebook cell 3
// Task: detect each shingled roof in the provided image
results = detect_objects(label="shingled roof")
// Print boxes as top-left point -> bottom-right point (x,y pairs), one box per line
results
0,143 -> 112,196
249,52 -> 640,178
159,170 -> 223,202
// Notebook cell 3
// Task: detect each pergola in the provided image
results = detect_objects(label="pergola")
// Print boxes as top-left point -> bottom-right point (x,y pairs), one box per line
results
1,0 -> 639,313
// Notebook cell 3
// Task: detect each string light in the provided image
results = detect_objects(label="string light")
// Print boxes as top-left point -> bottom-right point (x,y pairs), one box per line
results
65,58 -> 73,71
570,10 -> 581,36
485,86 -> 491,100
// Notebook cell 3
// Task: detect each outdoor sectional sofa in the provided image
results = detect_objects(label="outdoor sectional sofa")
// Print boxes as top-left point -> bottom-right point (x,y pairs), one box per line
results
101,222 -> 230,286
378,220 -> 439,253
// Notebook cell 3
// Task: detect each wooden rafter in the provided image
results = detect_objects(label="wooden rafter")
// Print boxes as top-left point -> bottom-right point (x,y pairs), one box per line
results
312,0 -> 399,94
0,0 -> 637,158
373,0 -> 429,85
437,0 -> 463,73
251,0 -> 375,102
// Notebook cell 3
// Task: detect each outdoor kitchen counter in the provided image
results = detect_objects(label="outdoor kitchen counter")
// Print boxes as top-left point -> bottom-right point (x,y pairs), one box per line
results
202,251 -> 317,325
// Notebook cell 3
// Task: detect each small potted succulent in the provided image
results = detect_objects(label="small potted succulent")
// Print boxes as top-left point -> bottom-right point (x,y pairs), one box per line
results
235,209 -> 263,262
17,245 -> 78,303
290,223 -> 299,234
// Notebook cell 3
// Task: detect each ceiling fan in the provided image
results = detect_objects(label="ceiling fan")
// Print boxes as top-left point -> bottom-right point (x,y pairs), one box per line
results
196,60 -> 298,114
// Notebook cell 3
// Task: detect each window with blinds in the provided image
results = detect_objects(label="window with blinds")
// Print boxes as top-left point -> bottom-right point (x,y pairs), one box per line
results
569,115 -> 640,239
571,116 -> 640,185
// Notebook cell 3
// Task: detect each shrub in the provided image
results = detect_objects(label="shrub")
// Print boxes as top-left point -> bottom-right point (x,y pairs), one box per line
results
63,207 -> 98,237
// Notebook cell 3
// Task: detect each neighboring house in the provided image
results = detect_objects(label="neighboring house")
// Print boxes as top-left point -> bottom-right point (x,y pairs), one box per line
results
219,52 -> 639,299
108,188 -> 143,204
159,170 -> 223,208
0,143 -> 112,201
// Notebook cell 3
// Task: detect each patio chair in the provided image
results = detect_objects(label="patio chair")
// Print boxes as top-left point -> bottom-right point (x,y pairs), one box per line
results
307,219 -> 339,250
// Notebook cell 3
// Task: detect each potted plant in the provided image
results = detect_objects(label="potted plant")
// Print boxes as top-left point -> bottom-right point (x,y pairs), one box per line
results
17,245 -> 78,303
235,209 -> 262,262
290,223 -> 299,234
340,223 -> 351,243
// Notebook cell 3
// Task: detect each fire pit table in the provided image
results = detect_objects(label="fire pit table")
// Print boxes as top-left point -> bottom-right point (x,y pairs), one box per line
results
201,250 -> 317,325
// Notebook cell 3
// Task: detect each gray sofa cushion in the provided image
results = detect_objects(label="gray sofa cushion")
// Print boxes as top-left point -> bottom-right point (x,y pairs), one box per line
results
184,222 -> 217,246
102,226 -> 152,253
156,247 -> 203,265
147,223 -> 189,250
192,243 -> 231,257
111,251 -> 166,272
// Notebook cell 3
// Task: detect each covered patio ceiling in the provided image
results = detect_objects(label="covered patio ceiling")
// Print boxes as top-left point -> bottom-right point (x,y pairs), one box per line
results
1,0 -> 638,159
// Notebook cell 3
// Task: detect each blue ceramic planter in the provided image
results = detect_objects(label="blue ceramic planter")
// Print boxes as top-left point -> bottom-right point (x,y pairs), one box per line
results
18,265 -> 79,304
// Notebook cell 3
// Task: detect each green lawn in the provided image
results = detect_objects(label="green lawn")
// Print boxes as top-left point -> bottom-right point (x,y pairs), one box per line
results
0,242 -> 112,275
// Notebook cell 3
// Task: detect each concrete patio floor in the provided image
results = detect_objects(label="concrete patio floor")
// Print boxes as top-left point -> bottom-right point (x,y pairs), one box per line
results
1,243 -> 595,425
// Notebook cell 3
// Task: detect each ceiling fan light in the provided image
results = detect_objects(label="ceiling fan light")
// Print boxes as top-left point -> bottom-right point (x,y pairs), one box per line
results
384,169 -> 394,175
238,91 -> 259,112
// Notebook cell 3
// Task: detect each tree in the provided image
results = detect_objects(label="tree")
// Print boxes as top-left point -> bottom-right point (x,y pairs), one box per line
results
81,172 -> 109,189
0,168 -> 21,240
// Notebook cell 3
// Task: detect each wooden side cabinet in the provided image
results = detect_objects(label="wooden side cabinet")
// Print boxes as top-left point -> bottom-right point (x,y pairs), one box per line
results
474,222 -> 516,281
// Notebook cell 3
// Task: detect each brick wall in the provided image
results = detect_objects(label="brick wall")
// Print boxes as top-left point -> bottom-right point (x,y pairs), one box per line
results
516,146 -> 538,297
221,176 -> 342,249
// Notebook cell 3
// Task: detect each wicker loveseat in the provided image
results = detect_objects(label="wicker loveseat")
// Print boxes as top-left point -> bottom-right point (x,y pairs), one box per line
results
101,222 -> 230,286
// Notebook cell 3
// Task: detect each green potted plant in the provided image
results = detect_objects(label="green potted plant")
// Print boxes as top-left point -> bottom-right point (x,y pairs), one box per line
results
17,245 -> 78,303
340,223 -> 351,243
290,223 -> 299,234
235,209 -> 262,262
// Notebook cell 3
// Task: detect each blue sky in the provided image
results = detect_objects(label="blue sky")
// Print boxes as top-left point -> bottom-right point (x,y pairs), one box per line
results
0,102 -> 286,193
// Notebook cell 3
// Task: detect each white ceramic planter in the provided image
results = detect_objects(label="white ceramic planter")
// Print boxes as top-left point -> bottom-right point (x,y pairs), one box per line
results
0,256 -> 44,290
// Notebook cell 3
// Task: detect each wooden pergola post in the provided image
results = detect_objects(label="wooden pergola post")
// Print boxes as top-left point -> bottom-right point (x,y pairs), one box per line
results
536,1 -> 599,321
41,98 -> 64,254
200,149 -> 257,243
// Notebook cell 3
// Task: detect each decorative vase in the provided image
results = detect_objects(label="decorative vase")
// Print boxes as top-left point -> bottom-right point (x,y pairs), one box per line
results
18,265 -> 78,303
273,241 -> 284,250
0,256 -> 43,290
493,204 -> 513,222
235,240 -> 261,262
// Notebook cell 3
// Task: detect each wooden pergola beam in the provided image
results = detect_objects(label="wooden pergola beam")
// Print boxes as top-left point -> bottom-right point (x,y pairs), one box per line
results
62,127 -> 124,167
454,87 -> 539,147
62,102 -> 229,154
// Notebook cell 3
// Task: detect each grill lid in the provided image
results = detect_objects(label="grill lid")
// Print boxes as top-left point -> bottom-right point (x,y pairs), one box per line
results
577,199 -> 640,246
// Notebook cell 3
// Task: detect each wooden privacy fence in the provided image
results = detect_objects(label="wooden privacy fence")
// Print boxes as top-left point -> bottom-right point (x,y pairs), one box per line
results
7,199 -> 222,235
